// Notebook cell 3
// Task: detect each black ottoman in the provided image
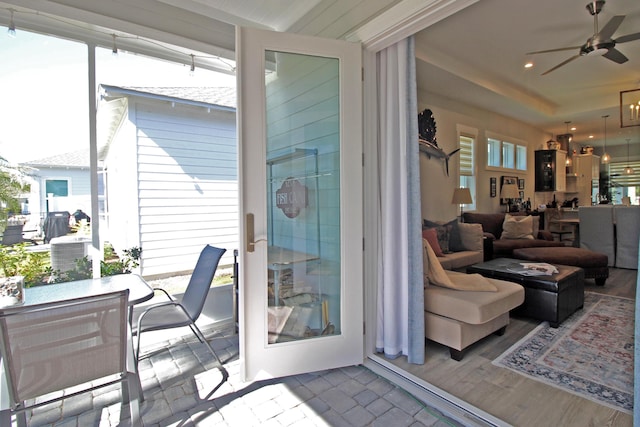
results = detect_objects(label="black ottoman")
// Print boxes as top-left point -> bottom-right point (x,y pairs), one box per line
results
468,258 -> 585,327
513,247 -> 609,286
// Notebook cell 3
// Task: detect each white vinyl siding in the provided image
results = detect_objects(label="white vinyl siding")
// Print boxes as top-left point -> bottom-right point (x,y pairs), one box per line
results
105,98 -> 238,276
265,54 -> 340,263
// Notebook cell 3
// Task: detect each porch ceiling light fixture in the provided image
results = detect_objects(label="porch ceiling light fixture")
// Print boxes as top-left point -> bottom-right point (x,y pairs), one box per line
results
7,9 -> 16,37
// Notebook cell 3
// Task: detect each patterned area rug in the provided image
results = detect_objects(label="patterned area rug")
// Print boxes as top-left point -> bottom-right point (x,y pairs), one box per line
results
493,292 -> 634,413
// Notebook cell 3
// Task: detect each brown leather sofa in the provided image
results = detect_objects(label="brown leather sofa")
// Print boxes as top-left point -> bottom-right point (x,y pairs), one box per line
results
463,212 -> 565,259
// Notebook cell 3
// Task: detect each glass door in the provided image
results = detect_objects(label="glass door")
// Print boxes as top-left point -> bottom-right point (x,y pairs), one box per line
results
238,27 -> 363,381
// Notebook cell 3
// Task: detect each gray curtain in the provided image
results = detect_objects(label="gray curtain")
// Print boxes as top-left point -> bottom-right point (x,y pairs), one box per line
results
375,36 -> 424,364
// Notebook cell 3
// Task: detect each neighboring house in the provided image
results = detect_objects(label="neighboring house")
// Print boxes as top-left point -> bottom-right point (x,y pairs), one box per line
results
21,150 -> 93,235
98,85 -> 238,277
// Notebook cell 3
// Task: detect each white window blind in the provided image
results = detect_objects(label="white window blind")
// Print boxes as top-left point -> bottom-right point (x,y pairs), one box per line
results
609,161 -> 640,186
459,136 -> 474,176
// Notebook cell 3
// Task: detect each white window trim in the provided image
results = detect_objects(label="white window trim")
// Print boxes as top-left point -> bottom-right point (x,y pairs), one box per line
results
457,124 -> 477,212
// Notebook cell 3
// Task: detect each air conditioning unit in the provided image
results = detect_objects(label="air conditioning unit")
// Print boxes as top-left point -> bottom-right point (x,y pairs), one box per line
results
50,236 -> 91,273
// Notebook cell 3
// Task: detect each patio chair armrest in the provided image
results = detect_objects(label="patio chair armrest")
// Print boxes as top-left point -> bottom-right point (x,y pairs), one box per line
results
152,287 -> 175,301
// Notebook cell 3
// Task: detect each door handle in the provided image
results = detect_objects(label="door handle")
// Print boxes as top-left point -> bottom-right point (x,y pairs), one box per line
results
246,213 -> 267,252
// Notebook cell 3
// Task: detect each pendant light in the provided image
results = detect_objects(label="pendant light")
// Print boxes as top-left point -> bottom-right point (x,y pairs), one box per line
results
601,115 -> 610,164
563,121 -> 573,166
624,139 -> 634,174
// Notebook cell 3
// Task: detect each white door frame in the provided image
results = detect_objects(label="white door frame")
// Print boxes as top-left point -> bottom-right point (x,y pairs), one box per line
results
237,26 -> 364,381
357,1 -> 507,426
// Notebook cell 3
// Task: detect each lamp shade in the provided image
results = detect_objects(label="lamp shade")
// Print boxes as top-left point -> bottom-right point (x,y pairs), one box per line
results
451,188 -> 472,205
500,183 -> 519,199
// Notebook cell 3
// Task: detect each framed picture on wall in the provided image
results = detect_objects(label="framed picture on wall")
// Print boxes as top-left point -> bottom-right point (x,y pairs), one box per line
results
490,177 -> 496,197
518,178 -> 525,190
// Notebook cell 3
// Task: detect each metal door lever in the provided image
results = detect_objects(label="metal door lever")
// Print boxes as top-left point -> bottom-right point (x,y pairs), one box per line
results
246,213 -> 267,252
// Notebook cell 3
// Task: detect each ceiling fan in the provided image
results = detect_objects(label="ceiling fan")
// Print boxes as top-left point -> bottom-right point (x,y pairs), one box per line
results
527,1 -> 640,75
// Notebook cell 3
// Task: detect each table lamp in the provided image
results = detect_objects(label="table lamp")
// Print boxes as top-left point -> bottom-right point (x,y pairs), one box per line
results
451,187 -> 473,221
500,183 -> 520,213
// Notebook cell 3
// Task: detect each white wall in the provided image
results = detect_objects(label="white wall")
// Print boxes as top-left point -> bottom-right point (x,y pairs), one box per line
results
105,96 -> 239,277
418,90 -> 550,221
104,100 -> 141,257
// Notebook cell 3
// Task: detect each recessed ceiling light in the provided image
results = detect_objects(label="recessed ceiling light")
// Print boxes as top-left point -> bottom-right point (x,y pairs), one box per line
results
524,62 -> 533,69
589,135 -> 594,139
570,127 -> 576,131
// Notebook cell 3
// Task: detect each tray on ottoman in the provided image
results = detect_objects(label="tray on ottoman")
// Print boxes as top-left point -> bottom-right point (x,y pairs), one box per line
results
467,258 -> 585,327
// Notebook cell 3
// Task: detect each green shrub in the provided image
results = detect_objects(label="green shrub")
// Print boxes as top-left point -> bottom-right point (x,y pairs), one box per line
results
0,244 -> 142,287
53,246 -> 142,283
0,244 -> 53,287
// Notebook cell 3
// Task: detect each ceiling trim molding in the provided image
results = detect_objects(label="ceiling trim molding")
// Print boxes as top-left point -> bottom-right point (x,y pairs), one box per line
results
415,44 -> 558,117
345,0 -> 479,52
155,0 -> 272,30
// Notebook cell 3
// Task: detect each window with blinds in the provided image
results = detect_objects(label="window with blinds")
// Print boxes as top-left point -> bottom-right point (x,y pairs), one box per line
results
609,162 -> 640,186
459,135 -> 476,211
459,136 -> 474,177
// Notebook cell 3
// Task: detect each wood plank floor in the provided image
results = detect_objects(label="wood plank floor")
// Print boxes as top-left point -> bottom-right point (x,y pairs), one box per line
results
388,267 -> 637,427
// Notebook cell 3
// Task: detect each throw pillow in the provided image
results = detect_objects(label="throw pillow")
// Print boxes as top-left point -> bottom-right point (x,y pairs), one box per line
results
501,214 -> 535,240
423,219 -> 455,253
458,222 -> 483,251
423,239 -> 456,288
422,229 -> 444,257
423,241 -> 497,291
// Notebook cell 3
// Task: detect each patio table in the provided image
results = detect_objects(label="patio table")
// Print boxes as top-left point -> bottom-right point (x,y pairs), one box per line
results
1,274 -> 154,410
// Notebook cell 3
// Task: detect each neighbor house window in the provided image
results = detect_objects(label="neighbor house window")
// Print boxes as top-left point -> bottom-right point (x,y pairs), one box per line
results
459,134 -> 476,211
45,179 -> 69,197
487,135 -> 527,171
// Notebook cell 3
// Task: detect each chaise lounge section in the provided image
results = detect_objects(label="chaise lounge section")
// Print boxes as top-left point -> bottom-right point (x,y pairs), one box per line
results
422,240 -> 524,360
424,271 -> 524,360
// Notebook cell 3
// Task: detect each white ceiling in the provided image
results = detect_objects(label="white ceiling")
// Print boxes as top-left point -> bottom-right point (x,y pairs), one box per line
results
414,0 -> 640,148
2,0 -> 639,148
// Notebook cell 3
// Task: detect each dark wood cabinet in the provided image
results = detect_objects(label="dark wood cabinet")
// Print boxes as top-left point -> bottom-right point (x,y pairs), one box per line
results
535,150 -> 566,192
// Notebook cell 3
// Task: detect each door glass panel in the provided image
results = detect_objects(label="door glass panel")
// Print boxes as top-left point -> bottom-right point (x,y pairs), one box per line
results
265,51 -> 341,344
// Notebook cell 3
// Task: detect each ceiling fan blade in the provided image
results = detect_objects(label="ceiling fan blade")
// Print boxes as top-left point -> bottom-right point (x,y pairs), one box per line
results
603,47 -> 628,64
541,54 -> 581,75
597,15 -> 625,40
615,32 -> 640,43
526,46 -> 581,55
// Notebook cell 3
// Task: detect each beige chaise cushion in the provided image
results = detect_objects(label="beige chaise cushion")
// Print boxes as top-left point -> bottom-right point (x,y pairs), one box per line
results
424,271 -> 524,325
